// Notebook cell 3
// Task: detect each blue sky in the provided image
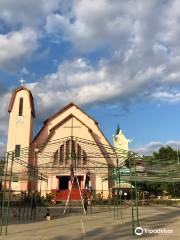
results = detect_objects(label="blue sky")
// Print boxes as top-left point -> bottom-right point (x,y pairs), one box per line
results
1,0 -> 180,155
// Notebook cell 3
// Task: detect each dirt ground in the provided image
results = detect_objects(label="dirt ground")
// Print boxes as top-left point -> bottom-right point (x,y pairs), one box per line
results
1,204 -> 180,239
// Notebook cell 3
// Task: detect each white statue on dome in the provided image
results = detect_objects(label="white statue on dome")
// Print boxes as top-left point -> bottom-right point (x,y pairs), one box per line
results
113,125 -> 133,162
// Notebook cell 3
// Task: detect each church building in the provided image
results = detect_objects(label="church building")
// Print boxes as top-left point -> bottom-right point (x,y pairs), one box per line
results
7,86 -> 117,200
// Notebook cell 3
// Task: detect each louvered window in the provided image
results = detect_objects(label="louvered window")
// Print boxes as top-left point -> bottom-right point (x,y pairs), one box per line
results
54,140 -> 88,166
19,98 -> 23,116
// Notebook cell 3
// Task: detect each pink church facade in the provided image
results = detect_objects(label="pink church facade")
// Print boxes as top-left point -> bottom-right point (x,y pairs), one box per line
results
7,87 -> 116,200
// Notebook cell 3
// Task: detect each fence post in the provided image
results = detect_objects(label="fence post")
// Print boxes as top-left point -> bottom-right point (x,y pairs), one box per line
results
5,151 -> 14,235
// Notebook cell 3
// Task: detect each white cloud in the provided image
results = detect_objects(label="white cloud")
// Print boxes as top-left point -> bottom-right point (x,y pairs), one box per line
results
20,67 -> 29,75
152,91 -> 180,103
45,0 -> 136,51
45,14 -> 69,36
43,0 -> 180,105
0,92 -> 11,155
1,0 -> 180,91
0,141 -> 6,156
2,0 -> 180,151
0,0 -> 73,71
28,56 -> 166,121
43,0 -> 174,54
0,28 -> 38,71
159,0 -> 180,47
0,0 -> 64,28
134,140 -> 180,156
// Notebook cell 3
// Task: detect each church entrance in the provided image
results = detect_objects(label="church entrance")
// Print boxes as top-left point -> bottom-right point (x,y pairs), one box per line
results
55,175 -> 84,201
59,176 -> 69,190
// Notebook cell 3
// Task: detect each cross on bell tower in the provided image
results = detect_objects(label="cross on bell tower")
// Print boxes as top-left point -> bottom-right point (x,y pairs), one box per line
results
19,78 -> 25,86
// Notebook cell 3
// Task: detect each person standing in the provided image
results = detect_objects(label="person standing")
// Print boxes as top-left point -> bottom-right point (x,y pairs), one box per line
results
83,194 -> 88,214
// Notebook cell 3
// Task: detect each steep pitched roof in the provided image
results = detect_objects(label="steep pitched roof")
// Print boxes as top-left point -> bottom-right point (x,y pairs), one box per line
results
33,102 -> 95,142
36,113 -> 115,164
37,114 -> 94,151
33,102 -> 112,148
8,86 -> 35,118
44,102 -> 98,124
49,113 -> 92,133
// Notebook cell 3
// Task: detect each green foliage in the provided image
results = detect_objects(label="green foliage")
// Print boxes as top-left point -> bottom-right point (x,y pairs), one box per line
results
142,146 -> 180,197
144,145 -> 180,166
153,145 -> 180,164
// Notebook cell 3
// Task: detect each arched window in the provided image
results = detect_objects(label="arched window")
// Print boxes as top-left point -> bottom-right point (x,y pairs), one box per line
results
54,150 -> 58,165
53,140 -> 88,166
83,150 -> 87,165
77,144 -> 81,164
19,97 -> 23,116
72,140 -> 76,160
60,144 -> 64,165
15,144 -> 21,157
66,140 -> 70,164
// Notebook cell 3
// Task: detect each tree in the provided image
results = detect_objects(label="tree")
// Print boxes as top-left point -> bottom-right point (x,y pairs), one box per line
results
141,146 -> 180,197
153,145 -> 179,164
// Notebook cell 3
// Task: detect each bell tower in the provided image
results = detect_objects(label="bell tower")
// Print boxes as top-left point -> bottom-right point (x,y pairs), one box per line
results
7,82 -> 35,156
